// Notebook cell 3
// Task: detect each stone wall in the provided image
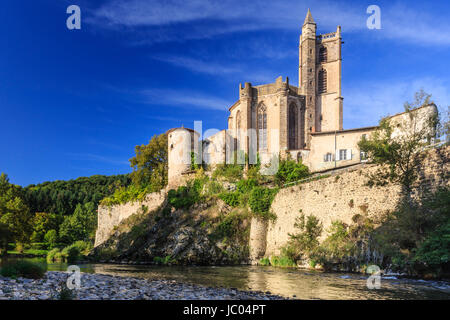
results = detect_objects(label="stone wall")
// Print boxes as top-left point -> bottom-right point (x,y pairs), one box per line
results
260,145 -> 449,258
94,191 -> 166,247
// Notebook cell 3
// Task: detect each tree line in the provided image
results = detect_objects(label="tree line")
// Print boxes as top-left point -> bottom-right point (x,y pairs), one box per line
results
0,173 -> 131,254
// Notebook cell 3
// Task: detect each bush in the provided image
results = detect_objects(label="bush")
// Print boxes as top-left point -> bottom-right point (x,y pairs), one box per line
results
236,179 -> 258,194
47,248 -> 62,263
61,245 -> 81,263
275,158 -> 310,185
286,213 -> 323,262
153,255 -> 176,265
100,184 -> 154,206
259,257 -> 270,266
212,211 -> 247,242
70,241 -> 93,256
0,260 -> 46,279
212,164 -> 243,182
413,222 -> 450,276
168,178 -> 205,209
248,187 -> 278,220
44,229 -> 58,248
218,191 -> 240,207
269,255 -> 296,267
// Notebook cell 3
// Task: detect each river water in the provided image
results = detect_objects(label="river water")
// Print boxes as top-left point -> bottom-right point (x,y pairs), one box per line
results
2,258 -> 450,300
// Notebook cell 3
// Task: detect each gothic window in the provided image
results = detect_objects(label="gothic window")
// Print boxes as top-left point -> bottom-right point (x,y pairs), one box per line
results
318,69 -> 327,94
288,103 -> 298,150
236,111 -> 241,150
319,47 -> 327,63
257,104 -> 267,151
299,106 -> 305,149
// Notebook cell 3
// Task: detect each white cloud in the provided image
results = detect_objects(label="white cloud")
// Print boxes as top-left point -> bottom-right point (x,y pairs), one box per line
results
152,55 -> 239,75
151,55 -> 276,83
140,88 -> 233,111
89,0 -> 450,46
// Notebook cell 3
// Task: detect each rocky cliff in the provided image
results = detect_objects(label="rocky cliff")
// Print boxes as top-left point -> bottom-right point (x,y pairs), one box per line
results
91,199 -> 250,265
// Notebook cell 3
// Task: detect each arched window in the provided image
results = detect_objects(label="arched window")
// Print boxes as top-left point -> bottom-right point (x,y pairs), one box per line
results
257,104 -> 267,151
318,69 -> 327,94
289,103 -> 298,150
299,105 -> 306,148
236,111 -> 241,150
319,47 -> 327,63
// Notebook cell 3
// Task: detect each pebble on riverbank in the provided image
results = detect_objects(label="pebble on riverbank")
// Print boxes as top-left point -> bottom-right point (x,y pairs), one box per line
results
0,271 -> 286,300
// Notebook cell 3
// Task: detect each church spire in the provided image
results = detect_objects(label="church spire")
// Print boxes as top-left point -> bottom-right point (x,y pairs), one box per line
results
303,8 -> 315,25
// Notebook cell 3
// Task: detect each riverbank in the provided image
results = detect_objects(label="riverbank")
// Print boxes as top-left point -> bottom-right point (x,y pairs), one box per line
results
0,271 -> 286,300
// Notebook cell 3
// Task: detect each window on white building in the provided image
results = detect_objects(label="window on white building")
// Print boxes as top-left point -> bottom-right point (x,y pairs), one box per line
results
324,153 -> 333,162
336,149 -> 352,161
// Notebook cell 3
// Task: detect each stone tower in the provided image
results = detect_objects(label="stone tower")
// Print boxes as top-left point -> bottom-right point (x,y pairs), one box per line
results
299,9 -> 343,148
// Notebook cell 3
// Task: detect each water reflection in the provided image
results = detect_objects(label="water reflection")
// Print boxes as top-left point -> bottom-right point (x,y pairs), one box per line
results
1,257 -> 449,300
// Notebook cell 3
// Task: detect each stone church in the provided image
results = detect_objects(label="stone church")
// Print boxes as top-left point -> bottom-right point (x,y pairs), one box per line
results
166,10 -> 437,187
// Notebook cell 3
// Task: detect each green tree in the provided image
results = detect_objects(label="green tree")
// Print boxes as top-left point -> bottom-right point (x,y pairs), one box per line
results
358,90 -> 439,195
129,133 -> 168,190
0,173 -> 33,246
32,212 -> 59,242
44,229 -> 59,248
286,213 -> 323,261
59,202 -> 97,244
0,222 -> 13,256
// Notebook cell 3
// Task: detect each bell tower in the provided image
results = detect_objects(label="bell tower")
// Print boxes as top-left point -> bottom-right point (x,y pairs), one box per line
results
299,9 -> 317,149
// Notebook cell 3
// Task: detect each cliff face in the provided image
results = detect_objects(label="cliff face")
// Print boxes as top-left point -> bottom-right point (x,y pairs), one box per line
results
91,199 -> 250,265
94,191 -> 166,247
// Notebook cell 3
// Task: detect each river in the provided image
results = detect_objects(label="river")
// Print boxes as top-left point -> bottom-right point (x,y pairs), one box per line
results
2,258 -> 450,300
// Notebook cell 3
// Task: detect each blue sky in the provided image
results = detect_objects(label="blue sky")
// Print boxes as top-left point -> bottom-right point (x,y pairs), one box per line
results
1,0 -> 449,186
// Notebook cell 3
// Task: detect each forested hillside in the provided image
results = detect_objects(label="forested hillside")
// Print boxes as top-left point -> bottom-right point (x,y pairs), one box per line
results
23,175 -> 131,217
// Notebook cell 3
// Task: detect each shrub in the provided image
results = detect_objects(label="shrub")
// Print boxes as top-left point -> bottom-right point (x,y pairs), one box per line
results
153,255 -> 176,265
61,245 -> 81,263
70,241 -> 92,256
236,179 -> 258,194
248,187 -> 278,220
413,222 -> 450,276
218,191 -> 240,207
259,257 -> 270,266
0,260 -> 46,279
212,164 -> 243,182
47,248 -> 62,263
167,178 -> 205,209
212,211 -> 247,242
269,255 -> 296,267
100,184 -> 154,206
44,229 -> 58,248
275,158 -> 310,185
287,213 -> 323,261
